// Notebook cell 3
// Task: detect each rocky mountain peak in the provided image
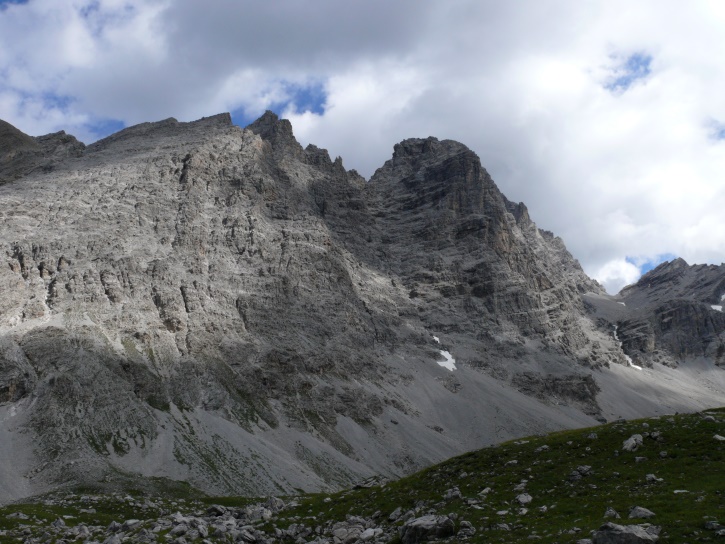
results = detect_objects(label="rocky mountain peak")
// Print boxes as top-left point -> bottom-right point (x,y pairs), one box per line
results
636,257 -> 689,283
246,109 -> 302,156
0,121 -> 85,184
0,119 -> 40,156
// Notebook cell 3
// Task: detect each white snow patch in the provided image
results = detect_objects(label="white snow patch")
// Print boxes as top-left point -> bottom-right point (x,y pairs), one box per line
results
432,336 -> 440,343
436,350 -> 456,371
711,305 -> 722,312
618,302 -> 626,306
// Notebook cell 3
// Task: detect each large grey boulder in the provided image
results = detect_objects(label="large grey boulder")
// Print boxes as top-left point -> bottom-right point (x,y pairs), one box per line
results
592,522 -> 660,543
622,435 -> 643,452
400,515 -> 455,543
629,507 -> 656,519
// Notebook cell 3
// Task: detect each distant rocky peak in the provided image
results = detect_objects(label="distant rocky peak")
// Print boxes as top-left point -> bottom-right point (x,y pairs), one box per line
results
0,119 -> 40,157
86,113 -> 234,154
390,137 -> 473,164
634,257 -> 689,285
392,137 -> 440,159
246,110 -> 301,155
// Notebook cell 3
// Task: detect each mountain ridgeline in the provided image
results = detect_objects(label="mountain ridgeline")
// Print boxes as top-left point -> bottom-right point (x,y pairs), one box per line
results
0,112 -> 723,503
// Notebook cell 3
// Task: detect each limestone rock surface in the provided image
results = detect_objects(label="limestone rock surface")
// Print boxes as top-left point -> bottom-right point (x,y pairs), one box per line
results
1,112 -> 723,502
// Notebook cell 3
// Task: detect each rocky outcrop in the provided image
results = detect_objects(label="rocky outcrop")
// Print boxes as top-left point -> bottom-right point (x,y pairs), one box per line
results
586,259 -> 725,368
0,112 -> 723,502
0,120 -> 84,185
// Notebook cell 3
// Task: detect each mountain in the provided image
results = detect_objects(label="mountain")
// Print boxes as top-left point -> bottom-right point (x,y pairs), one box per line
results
1,112 -> 723,503
584,259 -> 725,369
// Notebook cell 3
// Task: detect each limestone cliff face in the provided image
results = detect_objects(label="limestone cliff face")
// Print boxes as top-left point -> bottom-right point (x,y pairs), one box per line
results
0,112 -> 722,502
614,259 -> 725,366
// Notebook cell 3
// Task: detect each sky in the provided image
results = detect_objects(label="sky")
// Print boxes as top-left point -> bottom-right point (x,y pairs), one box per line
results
1,0 -> 723,294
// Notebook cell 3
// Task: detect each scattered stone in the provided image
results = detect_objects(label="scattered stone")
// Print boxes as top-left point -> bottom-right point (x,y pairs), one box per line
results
592,522 -> 660,543
399,515 -> 455,544
604,507 -> 621,519
206,505 -> 228,517
517,493 -> 533,505
122,519 -> 141,531
443,487 -> 463,501
714,434 -> 725,441
629,506 -> 656,519
362,527 -> 383,541
457,520 -> 476,538
623,435 -> 644,452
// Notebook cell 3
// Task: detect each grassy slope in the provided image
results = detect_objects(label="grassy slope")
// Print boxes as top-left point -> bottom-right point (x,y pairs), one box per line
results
1,408 -> 723,543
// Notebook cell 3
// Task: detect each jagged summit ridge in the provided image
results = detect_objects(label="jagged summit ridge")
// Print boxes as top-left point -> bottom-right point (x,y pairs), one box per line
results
1,112 -> 723,503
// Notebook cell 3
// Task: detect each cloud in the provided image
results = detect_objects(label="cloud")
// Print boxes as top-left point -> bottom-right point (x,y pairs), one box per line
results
1,0 -> 724,294
594,258 -> 643,294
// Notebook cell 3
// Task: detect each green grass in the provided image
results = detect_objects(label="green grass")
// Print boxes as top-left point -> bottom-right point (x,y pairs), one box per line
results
253,409 -> 725,542
1,408 -> 723,543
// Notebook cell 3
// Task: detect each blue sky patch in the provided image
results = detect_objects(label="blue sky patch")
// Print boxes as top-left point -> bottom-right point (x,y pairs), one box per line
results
0,0 -> 28,9
605,53 -> 652,92
709,120 -> 725,141
87,118 -> 125,140
626,253 -> 677,275
40,91 -> 75,111
283,81 -> 326,116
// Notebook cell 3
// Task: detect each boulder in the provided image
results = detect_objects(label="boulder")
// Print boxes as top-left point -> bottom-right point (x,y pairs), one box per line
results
622,435 -> 643,452
400,515 -> 455,544
629,507 -> 655,519
592,522 -> 660,543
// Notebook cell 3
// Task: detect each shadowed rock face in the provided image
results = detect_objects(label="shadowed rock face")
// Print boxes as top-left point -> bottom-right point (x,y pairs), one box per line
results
585,259 -> 725,368
0,112 -> 723,502
0,120 -> 85,185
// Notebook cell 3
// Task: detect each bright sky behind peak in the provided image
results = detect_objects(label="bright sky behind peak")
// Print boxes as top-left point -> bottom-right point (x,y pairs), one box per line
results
1,0 -> 723,294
